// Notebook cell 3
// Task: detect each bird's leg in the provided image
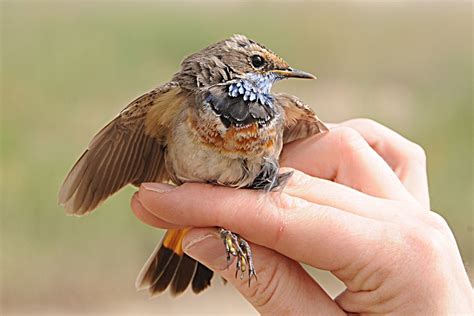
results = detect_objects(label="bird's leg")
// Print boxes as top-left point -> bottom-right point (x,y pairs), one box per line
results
219,228 -> 257,286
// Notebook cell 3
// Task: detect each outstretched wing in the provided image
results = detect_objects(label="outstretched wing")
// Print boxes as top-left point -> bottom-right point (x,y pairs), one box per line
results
58,82 -> 186,215
276,93 -> 329,144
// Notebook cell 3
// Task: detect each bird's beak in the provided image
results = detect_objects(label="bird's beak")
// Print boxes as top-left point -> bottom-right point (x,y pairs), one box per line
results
271,68 -> 317,80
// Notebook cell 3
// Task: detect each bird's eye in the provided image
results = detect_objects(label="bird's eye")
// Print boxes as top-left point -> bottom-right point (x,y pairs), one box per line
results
250,55 -> 265,68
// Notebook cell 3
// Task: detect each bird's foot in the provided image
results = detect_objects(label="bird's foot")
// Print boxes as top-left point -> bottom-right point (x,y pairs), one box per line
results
219,228 -> 257,286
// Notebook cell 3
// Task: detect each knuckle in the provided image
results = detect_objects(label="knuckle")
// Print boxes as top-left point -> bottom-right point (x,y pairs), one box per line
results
334,126 -> 368,154
267,191 -> 286,209
335,291 -> 354,312
406,142 -> 426,165
282,168 -> 299,188
400,224 -> 445,262
285,169 -> 310,191
267,189 -> 302,211
352,118 -> 380,129
421,211 -> 451,234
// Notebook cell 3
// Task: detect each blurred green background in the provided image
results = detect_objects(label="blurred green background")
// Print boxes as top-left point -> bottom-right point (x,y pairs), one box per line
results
1,1 -> 472,314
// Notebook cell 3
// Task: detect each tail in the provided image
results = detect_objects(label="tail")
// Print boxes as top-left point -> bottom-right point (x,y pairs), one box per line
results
136,228 -> 214,296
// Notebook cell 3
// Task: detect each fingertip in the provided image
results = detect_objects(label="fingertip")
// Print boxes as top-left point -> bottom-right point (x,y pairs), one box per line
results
182,227 -> 219,249
182,227 -> 229,271
136,182 -> 176,213
137,181 -> 228,227
131,191 -> 181,229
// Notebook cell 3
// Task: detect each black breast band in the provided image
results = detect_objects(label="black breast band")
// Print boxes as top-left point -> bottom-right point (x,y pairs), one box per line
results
203,87 -> 277,128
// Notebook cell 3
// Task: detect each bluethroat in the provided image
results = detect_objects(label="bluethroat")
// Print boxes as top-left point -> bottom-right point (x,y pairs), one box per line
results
59,34 -> 328,296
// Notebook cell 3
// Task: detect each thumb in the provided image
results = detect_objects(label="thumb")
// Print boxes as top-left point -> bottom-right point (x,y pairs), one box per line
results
182,228 -> 343,315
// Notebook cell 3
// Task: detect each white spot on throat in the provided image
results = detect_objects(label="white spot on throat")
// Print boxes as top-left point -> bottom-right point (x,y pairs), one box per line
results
227,72 -> 280,106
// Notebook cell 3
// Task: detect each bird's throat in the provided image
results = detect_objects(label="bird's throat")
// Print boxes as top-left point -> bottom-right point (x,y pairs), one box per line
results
227,73 -> 280,106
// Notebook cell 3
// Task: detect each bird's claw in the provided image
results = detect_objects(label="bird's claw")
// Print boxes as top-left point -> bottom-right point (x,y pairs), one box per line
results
219,228 -> 257,286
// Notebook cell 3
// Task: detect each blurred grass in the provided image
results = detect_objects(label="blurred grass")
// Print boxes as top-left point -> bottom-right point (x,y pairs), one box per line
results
0,0 -> 472,314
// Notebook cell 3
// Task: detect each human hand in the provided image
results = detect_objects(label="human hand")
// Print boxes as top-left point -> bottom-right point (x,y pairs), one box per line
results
131,119 -> 472,314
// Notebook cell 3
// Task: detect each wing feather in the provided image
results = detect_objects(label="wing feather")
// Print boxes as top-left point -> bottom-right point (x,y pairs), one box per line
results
275,93 -> 329,144
59,82 -> 183,215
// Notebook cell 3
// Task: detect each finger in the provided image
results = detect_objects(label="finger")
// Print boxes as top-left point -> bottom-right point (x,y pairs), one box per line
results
280,126 -> 417,204
282,168 -> 399,221
183,228 -> 344,315
340,119 -> 429,209
130,192 -> 184,229
137,182 -> 385,271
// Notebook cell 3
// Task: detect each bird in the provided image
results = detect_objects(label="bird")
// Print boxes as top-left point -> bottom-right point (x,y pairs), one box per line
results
58,34 -> 328,297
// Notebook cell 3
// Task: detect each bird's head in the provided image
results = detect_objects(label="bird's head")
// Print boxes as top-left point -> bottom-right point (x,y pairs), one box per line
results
175,34 -> 316,92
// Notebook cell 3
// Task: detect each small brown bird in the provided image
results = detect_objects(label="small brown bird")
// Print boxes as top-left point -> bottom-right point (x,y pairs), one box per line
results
58,34 -> 328,296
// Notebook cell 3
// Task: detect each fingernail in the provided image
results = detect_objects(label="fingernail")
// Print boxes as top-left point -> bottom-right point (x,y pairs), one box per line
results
141,182 -> 175,193
183,232 -> 231,271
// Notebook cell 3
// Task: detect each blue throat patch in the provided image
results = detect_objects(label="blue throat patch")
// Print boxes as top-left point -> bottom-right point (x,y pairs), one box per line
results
227,73 -> 281,106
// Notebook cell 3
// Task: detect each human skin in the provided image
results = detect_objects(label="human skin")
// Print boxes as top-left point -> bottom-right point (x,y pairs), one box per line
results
131,119 -> 473,315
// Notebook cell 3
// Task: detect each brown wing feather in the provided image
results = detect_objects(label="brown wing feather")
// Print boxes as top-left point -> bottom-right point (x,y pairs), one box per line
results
58,82 -> 183,215
276,93 -> 329,144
